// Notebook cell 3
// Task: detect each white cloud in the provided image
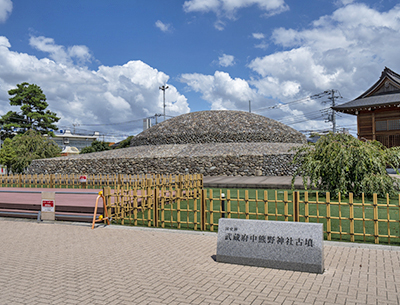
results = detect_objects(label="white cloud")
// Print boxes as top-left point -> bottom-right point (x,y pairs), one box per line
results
335,0 -> 354,6
250,3 -> 400,99
155,20 -> 173,33
67,45 -> 92,65
179,69 -> 329,131
218,54 -> 235,67
252,32 -> 268,49
182,3 -> 400,135
246,3 -> 400,134
29,36 -> 93,66
183,0 -> 221,13
184,0 -> 288,15
0,36 -> 190,140
181,71 -> 261,110
183,0 -> 288,29
0,36 -> 10,48
0,0 -> 12,23
252,33 -> 265,39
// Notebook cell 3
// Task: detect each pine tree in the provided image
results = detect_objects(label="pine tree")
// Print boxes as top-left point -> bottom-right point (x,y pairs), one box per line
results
0,82 -> 60,140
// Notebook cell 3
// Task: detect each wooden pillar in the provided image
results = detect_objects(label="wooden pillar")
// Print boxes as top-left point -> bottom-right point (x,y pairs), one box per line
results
372,112 -> 376,141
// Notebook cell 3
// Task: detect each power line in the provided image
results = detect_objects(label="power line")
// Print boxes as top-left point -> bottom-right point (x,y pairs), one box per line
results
78,118 -> 144,127
254,91 -> 329,112
277,107 -> 331,125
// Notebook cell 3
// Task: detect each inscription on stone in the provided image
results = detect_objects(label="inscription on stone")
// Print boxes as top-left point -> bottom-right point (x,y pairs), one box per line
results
216,218 -> 324,274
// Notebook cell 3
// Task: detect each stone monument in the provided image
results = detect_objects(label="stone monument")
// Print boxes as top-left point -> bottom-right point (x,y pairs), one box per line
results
216,218 -> 324,274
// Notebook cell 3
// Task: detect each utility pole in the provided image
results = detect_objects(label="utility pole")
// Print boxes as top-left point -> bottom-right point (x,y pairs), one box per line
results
72,123 -> 80,134
249,100 -> 251,113
159,85 -> 169,122
325,89 -> 341,133
154,113 -> 162,125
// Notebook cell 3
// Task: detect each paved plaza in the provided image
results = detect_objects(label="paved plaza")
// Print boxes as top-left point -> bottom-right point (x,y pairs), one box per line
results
0,218 -> 399,305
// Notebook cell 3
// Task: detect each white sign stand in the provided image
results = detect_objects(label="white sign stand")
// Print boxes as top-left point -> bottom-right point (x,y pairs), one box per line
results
41,192 -> 55,221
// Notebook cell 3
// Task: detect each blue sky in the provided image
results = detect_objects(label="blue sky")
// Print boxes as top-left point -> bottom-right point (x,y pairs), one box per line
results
0,0 -> 399,141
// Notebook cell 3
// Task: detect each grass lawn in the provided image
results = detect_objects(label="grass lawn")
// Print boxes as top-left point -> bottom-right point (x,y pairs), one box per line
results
116,188 -> 400,246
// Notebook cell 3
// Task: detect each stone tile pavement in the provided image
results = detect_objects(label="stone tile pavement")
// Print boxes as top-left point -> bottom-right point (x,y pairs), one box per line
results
0,218 -> 399,305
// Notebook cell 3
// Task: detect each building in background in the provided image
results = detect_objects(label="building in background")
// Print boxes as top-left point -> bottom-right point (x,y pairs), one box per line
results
52,130 -> 99,151
60,146 -> 80,156
333,67 -> 400,148
143,118 -> 152,131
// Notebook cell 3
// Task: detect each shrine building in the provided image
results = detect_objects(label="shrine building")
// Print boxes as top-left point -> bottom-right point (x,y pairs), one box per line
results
332,67 -> 400,148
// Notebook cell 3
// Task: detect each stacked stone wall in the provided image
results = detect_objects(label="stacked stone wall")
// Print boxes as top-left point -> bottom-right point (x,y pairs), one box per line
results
131,110 -> 307,146
28,153 -> 298,177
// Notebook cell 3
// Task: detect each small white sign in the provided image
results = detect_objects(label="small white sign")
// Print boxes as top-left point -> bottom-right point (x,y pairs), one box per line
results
42,199 -> 55,212
79,175 -> 87,183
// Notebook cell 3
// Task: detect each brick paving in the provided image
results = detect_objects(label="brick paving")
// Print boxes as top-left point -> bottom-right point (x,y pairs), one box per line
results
0,218 -> 399,305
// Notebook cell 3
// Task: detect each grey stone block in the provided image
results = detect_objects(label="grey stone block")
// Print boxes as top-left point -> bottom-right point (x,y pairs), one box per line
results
216,218 -> 324,274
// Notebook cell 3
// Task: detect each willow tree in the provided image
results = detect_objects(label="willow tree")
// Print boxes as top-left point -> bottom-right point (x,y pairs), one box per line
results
0,130 -> 61,173
291,133 -> 400,197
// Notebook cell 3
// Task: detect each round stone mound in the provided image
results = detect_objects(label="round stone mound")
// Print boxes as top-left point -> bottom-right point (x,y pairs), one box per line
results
130,110 -> 306,146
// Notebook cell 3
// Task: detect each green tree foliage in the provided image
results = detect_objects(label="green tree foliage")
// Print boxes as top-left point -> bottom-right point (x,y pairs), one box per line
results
0,82 -> 60,140
291,133 -> 400,197
0,138 -> 16,174
80,140 -> 111,154
113,136 -> 133,149
0,130 -> 61,173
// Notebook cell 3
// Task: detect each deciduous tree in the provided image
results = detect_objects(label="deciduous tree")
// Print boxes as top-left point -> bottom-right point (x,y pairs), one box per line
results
0,138 -> 16,174
80,140 -> 111,154
291,133 -> 400,197
0,130 -> 61,173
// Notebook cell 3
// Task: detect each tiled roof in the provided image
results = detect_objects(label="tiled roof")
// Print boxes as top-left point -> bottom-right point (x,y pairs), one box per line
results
332,67 -> 400,115
332,92 -> 400,114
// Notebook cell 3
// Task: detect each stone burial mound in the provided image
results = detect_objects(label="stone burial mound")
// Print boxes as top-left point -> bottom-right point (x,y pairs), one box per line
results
27,110 -> 306,176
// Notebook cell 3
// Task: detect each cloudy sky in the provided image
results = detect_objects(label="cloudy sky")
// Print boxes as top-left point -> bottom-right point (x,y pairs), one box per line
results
0,0 -> 400,141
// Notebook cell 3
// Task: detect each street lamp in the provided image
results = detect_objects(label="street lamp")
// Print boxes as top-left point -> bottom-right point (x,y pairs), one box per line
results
159,85 -> 169,122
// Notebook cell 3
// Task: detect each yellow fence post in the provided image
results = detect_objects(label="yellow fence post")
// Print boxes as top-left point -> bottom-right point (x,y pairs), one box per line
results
349,193 -> 354,242
146,178 -> 152,227
103,187 -> 112,222
176,188 -> 181,229
293,191 -> 299,222
153,187 -> 158,227
245,190 -> 249,220
133,187 -> 138,226
193,189 -> 198,230
209,189 -> 214,231
264,190 -> 268,220
373,193 -> 379,244
227,190 -> 231,219
49,174 -> 52,188
386,194 -> 391,244
326,192 -> 331,241
201,189 -> 206,231
161,182 -> 165,228
304,191 -> 309,222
